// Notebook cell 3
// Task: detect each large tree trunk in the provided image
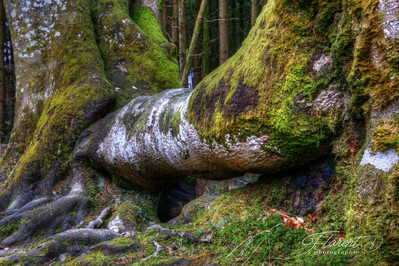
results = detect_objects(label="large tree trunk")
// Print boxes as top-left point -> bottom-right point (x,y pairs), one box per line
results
0,0 -> 398,261
0,0 -> 178,209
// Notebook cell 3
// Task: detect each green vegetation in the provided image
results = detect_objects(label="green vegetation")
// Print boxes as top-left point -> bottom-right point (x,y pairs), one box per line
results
373,114 -> 399,152
187,0 -> 344,159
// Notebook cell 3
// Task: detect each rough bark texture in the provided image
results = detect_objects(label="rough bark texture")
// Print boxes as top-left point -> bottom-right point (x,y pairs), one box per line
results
0,0 -> 178,210
172,0 -> 179,45
251,0 -> 257,26
180,0 -> 207,87
219,0 -> 229,64
178,0 -> 187,73
0,0 -> 5,137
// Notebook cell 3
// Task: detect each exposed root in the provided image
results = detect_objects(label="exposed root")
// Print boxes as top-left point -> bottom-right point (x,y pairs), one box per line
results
1,194 -> 89,247
0,197 -> 52,217
86,207 -> 111,229
140,235 -> 164,262
1,229 -> 121,264
146,224 -> 210,243
0,162 -> 90,247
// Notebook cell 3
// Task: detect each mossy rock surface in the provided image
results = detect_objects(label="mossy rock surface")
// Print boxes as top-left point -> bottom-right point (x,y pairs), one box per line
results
168,195 -> 218,225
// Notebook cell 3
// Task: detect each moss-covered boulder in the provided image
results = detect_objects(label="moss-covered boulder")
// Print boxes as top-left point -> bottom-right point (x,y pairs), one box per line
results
168,195 -> 218,225
107,202 -> 148,233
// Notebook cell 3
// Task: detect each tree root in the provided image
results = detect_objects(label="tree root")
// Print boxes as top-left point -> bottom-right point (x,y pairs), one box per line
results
139,224 -> 212,262
141,236 -> 164,262
0,162 -> 90,247
86,207 -> 111,229
0,229 -> 121,264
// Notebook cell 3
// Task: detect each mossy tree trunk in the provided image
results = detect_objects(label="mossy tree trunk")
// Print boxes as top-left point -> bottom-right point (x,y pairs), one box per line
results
0,0 -> 398,256
0,0 -> 178,212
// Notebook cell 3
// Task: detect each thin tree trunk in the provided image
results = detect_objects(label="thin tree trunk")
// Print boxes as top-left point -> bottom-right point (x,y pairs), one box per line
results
202,0 -> 210,77
219,0 -> 228,65
161,0 -> 168,36
179,0 -> 187,74
233,0 -> 241,52
0,0 -> 5,143
172,0 -> 179,45
193,0 -> 202,87
251,0 -> 257,26
180,0 -> 208,87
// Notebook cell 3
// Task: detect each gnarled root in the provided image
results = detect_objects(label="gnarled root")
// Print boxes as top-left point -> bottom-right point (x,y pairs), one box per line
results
1,229 -> 121,264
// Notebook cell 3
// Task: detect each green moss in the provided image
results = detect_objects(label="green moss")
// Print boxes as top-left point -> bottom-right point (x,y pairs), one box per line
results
108,237 -> 135,247
93,0 -> 179,109
171,111 -> 181,135
108,202 -> 148,231
1,0 -> 115,195
373,115 -> 399,152
187,0 -> 342,159
0,259 -> 13,266
68,252 -> 116,265
0,222 -> 19,240
131,6 -> 167,45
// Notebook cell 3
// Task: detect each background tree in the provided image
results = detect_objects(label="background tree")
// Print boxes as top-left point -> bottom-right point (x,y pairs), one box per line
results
219,0 -> 228,64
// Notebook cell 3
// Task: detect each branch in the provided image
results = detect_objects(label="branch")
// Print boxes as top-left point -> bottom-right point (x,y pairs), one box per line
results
180,0 -> 208,87
86,207 -> 111,229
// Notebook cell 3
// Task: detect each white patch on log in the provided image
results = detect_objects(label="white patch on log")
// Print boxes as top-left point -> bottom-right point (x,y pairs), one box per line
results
360,148 -> 399,172
97,89 -> 286,176
312,53 -> 332,73
312,84 -> 343,112
379,0 -> 399,38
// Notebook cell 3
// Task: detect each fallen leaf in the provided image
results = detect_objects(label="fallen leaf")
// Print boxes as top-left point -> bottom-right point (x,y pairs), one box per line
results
279,211 -> 290,218
307,213 -> 317,222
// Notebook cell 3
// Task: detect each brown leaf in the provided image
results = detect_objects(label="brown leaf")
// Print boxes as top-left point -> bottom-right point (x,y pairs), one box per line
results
307,213 -> 317,222
279,211 -> 290,218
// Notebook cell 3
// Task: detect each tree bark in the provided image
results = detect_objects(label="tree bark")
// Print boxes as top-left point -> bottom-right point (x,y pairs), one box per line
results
161,0 -> 169,36
180,0 -> 208,87
251,0 -> 257,26
172,0 -> 179,45
219,0 -> 229,65
202,0 -> 210,77
193,0 -> 202,87
0,0 -> 5,143
178,0 -> 187,74
0,0 -> 178,210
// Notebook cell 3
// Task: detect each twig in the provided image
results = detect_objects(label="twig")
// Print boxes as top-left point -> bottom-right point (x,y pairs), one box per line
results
86,207 -> 111,229
140,234 -> 164,262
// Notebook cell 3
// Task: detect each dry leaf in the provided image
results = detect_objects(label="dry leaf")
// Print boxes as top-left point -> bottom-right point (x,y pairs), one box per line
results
279,211 -> 290,218
307,213 -> 317,222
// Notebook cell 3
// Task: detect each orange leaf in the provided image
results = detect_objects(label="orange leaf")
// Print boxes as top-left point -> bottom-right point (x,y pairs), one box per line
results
279,211 -> 290,218
307,213 -> 317,222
